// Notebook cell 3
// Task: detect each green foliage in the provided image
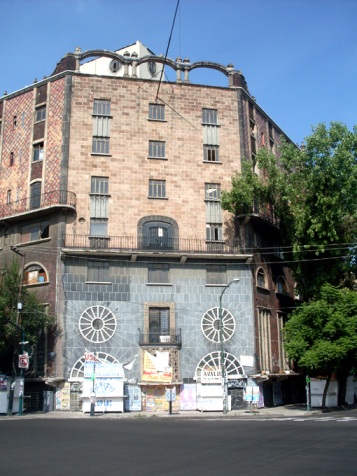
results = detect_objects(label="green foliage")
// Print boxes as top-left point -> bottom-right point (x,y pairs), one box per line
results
221,122 -> 357,299
0,261 -> 54,373
284,284 -> 357,376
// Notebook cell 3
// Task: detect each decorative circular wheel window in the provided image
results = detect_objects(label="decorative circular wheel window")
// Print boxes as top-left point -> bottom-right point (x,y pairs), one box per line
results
194,351 -> 245,382
79,306 -> 117,343
70,352 -> 119,380
201,307 -> 235,342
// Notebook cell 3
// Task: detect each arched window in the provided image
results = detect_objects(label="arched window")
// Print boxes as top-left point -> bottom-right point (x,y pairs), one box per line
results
30,182 -> 41,209
256,268 -> 266,288
138,216 -> 178,250
23,264 -> 48,285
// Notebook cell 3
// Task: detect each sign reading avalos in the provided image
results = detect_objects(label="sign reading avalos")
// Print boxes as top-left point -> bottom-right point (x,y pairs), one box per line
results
201,370 -> 222,384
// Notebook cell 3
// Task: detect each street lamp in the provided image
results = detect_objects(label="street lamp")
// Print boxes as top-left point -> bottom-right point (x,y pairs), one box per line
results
219,278 -> 240,414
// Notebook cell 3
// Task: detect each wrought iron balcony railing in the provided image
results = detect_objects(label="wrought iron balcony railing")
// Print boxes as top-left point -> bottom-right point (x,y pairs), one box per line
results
0,190 -> 76,219
62,234 -> 246,255
236,201 -> 279,228
138,330 -> 182,348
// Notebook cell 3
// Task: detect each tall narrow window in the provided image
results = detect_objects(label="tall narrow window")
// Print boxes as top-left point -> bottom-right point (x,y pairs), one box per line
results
205,183 -> 222,241
202,108 -> 219,162
30,182 -> 41,209
149,179 -> 166,198
9,152 -> 14,167
149,307 -> 170,343
90,177 -> 109,237
7,190 -> 11,204
92,99 -> 111,155
277,313 -> 288,371
258,309 -> 272,372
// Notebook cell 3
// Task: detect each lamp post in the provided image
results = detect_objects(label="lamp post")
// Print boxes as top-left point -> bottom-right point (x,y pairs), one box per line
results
219,278 -> 240,414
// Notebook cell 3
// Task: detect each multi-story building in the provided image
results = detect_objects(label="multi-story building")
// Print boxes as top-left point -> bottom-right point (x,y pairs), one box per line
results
0,41 -> 302,413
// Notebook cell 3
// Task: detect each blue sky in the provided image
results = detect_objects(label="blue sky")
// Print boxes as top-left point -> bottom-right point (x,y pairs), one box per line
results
1,0 -> 356,144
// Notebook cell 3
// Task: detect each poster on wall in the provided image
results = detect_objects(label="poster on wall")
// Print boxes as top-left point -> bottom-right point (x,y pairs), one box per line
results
56,382 -> 71,410
180,384 -> 197,411
124,384 -> 141,411
142,351 -> 172,383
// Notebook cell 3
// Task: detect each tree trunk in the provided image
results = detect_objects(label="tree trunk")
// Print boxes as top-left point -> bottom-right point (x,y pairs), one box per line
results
337,373 -> 348,407
321,374 -> 331,412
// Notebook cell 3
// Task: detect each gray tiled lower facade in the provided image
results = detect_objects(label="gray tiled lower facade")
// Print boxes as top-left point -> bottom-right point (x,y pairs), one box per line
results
61,258 -> 256,381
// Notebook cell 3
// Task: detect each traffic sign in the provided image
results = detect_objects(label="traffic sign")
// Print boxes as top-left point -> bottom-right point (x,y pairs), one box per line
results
18,353 -> 29,369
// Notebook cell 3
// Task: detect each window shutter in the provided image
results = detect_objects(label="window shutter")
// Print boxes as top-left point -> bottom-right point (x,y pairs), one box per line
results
90,196 -> 108,218
206,201 -> 222,223
203,125 -> 219,145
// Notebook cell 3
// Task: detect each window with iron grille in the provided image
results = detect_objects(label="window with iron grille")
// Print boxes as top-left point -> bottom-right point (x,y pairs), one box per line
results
149,103 -> 165,121
206,264 -> 226,285
87,260 -> 110,282
148,263 -> 170,284
202,108 -> 218,125
149,140 -> 166,159
203,145 -> 219,162
92,100 -> 111,155
149,179 -> 166,198
149,307 -> 170,343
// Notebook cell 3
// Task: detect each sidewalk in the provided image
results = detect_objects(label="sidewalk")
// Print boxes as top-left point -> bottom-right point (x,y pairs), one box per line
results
3,404 -> 356,420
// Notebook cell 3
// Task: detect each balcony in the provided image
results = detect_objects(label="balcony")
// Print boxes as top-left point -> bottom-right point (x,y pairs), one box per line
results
62,234 -> 253,261
139,330 -> 182,348
0,190 -> 76,221
236,201 -> 280,229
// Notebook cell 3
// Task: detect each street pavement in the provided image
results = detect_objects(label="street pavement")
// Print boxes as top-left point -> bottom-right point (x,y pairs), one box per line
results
2,403 -> 357,420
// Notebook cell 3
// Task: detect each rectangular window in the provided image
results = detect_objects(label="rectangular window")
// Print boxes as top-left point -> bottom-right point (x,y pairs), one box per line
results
22,220 -> 49,242
90,218 -> 108,236
149,179 -> 166,198
149,307 -> 170,343
206,264 -> 226,285
35,106 -> 46,123
205,183 -> 221,200
91,176 -> 109,194
202,108 -> 218,125
33,142 -> 44,162
92,99 -> 111,155
149,103 -> 165,121
87,260 -> 110,282
203,145 -> 219,162
148,263 -> 169,284
148,140 -> 166,159
206,224 -> 222,241
258,309 -> 272,371
277,313 -> 288,371
10,152 -> 14,167
7,190 -> 11,204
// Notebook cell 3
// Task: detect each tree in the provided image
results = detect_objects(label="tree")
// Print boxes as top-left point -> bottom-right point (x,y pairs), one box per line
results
0,261 -> 54,374
221,122 -> 357,299
284,284 -> 357,408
